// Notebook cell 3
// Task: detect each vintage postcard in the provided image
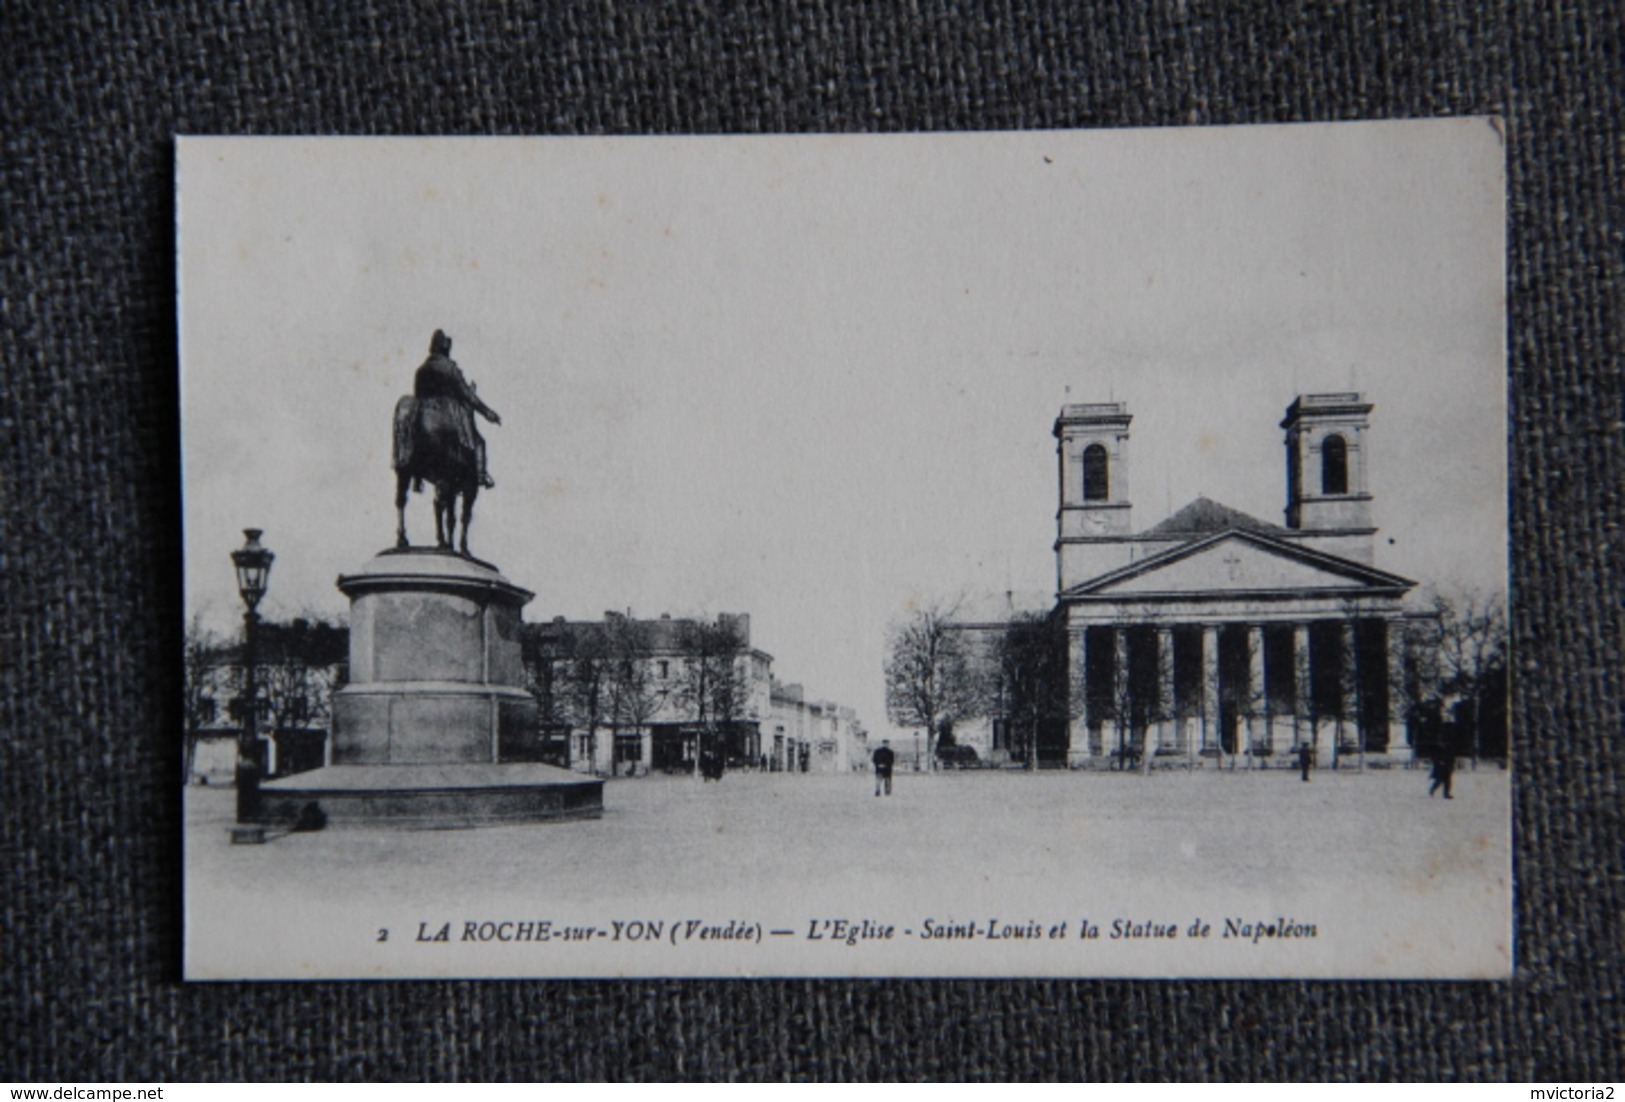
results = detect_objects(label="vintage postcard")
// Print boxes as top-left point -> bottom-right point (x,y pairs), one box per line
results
179,122 -> 1509,979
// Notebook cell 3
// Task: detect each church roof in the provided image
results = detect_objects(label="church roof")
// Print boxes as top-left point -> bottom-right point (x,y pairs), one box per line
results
1142,496 -> 1286,539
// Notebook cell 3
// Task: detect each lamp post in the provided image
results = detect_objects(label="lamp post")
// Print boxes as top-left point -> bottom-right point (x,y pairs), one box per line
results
231,529 -> 274,833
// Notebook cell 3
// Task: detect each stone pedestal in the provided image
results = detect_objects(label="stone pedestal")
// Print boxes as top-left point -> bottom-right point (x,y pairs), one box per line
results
332,548 -> 537,764
258,548 -> 601,827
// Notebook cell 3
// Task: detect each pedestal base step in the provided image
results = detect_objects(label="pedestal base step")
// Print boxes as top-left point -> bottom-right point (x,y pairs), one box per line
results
257,762 -> 604,829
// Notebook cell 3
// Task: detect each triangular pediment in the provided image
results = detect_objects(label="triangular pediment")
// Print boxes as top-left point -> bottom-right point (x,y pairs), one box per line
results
1064,530 -> 1414,599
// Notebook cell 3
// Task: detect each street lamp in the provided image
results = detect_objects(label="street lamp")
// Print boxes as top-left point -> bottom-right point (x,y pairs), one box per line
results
231,528 -> 274,833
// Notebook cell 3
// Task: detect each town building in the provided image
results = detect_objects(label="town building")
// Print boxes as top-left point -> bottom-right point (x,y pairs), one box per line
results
521,612 -> 865,777
182,619 -> 349,783
189,610 -> 869,783
768,681 -> 866,774
956,393 -> 1429,768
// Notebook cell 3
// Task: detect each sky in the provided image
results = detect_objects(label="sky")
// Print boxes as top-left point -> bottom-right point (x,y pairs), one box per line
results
178,121 -> 1507,740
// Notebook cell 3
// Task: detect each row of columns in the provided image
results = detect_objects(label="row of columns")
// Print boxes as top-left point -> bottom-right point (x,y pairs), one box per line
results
1075,619 -> 1411,765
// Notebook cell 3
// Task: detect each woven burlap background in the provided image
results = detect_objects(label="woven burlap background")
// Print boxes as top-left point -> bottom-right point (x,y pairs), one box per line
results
3,1 -> 1620,1082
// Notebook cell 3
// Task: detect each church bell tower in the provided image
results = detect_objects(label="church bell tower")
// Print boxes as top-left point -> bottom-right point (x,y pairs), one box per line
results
1282,392 -> 1376,554
1055,402 -> 1132,541
1053,403 -> 1131,594
1054,401 -> 1132,592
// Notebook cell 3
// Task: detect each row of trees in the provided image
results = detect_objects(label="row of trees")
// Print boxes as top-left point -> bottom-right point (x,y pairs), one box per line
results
523,615 -> 752,775
181,615 -> 349,782
182,611 -> 758,781
883,591 -> 1509,771
1415,591 -> 1510,762
882,600 -> 1073,771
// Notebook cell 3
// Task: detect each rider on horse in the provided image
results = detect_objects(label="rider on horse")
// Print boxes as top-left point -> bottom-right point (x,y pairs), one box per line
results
393,329 -> 502,554
412,329 -> 499,489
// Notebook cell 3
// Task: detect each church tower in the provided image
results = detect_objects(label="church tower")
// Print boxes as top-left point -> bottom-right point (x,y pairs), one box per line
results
1282,392 -> 1376,558
1054,402 -> 1132,590
1055,402 -> 1132,537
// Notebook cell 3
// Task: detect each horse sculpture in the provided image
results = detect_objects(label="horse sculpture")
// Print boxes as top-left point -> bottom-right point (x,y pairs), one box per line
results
391,329 -> 501,557
393,394 -> 481,556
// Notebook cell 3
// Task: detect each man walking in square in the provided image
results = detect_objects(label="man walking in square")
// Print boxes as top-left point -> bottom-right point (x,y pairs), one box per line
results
872,740 -> 896,797
1428,747 -> 1456,799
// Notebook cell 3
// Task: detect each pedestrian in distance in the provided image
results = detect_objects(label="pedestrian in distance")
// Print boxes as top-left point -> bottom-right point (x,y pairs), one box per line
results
872,740 -> 896,797
1428,748 -> 1456,799
1296,742 -> 1313,782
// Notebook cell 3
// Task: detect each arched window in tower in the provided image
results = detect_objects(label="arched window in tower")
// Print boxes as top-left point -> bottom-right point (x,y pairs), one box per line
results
1082,443 -> 1109,501
1321,433 -> 1349,495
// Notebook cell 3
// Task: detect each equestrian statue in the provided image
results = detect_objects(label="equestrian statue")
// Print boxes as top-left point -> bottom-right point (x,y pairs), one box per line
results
392,329 -> 500,556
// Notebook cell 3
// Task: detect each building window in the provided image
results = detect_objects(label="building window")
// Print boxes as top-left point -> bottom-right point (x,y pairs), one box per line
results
1321,434 -> 1348,495
658,659 -> 669,679
1082,443 -> 1109,501
228,696 -> 268,725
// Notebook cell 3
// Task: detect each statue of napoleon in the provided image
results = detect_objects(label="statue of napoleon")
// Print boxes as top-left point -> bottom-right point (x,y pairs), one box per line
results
392,329 -> 501,556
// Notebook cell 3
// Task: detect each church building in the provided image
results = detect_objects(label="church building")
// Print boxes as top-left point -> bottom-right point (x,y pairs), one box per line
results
1048,392 -> 1424,767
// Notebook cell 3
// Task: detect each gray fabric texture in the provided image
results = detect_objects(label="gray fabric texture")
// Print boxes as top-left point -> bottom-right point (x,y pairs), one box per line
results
3,0 -> 1621,1082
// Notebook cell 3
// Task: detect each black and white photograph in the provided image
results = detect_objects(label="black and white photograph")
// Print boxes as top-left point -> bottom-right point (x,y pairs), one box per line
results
179,121 -> 1508,980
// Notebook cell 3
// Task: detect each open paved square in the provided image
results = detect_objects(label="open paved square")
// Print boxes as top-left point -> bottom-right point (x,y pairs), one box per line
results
186,764 -> 1510,979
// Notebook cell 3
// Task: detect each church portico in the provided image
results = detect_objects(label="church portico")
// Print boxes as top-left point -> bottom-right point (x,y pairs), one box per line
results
1051,394 -> 1422,770
1067,605 -> 1412,768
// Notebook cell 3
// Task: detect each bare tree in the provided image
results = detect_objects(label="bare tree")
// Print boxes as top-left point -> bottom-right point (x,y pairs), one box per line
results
1238,625 -> 1271,771
1325,600 -> 1363,771
563,629 -> 611,775
992,611 -> 1078,772
1190,622 -> 1264,772
520,626 -> 592,769
1433,590 -> 1509,766
674,618 -> 748,777
260,658 -> 315,735
1196,625 -> 1224,766
182,616 -> 223,784
1143,618 -> 1177,775
1396,612 -> 1444,759
182,615 -> 347,782
256,617 -> 348,734
603,615 -> 661,776
1105,626 -> 1136,770
884,599 -> 980,772
253,616 -> 348,776
1106,609 -> 1172,774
